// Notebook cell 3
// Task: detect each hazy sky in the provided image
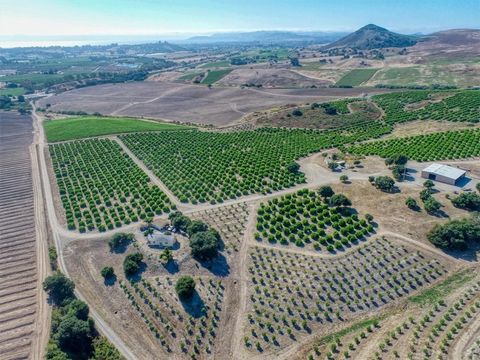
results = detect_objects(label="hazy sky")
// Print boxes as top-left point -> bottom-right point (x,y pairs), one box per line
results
1,0 -> 479,38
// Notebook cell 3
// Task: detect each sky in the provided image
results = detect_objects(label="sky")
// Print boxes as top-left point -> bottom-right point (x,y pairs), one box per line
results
0,0 -> 479,44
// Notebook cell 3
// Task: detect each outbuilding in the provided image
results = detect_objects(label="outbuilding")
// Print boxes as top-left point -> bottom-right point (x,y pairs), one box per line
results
421,163 -> 466,186
147,231 -> 176,248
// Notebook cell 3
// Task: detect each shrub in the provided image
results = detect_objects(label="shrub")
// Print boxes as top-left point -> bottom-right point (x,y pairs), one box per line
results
340,175 -> 349,183
175,276 -> 196,299
43,272 -> 75,306
405,197 -> 418,210
292,108 -> 303,116
427,215 -> 480,250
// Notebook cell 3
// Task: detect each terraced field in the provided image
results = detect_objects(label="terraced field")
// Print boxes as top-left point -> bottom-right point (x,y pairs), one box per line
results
0,112 -> 38,359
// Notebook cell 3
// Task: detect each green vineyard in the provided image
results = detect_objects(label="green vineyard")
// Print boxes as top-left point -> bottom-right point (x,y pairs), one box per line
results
50,139 -> 173,232
345,129 -> 480,162
120,124 -> 391,204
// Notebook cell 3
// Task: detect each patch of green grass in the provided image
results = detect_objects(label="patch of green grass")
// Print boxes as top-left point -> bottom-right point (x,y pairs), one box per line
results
201,69 -> 233,85
177,72 -> 203,81
0,87 -> 25,96
44,116 -> 192,142
199,60 -> 230,68
409,268 -> 475,306
336,68 -> 379,87
317,316 -> 384,345
377,67 -> 422,84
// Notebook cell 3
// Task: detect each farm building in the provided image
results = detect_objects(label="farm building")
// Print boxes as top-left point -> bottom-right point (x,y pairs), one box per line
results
421,163 -> 466,185
147,231 -> 176,248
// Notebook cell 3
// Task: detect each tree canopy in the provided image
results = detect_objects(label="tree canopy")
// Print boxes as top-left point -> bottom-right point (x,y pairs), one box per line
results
175,276 -> 196,299
189,230 -> 221,260
451,192 -> 480,211
374,176 -> 396,192
427,215 -> 480,250
43,273 -> 75,306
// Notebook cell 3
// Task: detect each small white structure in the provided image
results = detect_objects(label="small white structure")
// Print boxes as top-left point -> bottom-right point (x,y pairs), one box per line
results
421,163 -> 466,186
147,231 -> 176,248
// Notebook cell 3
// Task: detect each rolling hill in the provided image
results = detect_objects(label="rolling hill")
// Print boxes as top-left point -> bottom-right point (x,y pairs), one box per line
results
324,24 -> 418,50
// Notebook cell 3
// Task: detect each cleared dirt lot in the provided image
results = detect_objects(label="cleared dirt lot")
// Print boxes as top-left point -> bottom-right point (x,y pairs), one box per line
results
37,82 -> 392,126
0,112 -> 38,360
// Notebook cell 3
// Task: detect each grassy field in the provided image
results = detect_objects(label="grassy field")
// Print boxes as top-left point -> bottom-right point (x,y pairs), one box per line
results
177,72 -> 203,81
201,69 -> 233,85
44,116 -> 192,142
0,87 -> 25,96
336,68 -> 379,87
199,60 -> 231,68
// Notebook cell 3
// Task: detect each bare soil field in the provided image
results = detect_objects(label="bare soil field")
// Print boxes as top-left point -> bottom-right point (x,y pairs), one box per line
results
37,82 -> 392,126
216,68 -> 330,88
382,120 -> 480,139
0,112 -> 39,360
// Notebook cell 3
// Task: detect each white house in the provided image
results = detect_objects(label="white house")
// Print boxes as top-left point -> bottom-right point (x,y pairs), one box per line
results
421,163 -> 466,186
147,231 -> 176,248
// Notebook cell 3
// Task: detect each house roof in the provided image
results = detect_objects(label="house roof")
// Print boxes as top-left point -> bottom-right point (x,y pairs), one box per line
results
147,232 -> 175,244
423,163 -> 466,180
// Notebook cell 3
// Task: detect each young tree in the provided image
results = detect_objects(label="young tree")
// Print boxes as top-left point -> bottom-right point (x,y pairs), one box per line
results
175,276 -> 196,299
340,175 -> 349,183
424,197 -> 442,214
100,266 -> 114,280
43,272 -> 75,306
423,180 -> 435,189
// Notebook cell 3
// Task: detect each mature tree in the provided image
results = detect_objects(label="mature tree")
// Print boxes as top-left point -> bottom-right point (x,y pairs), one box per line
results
318,185 -> 334,198
186,220 -> 209,237
451,192 -> 480,211
287,162 -> 300,173
160,249 -> 173,263
90,337 -> 123,360
374,176 -> 396,192
427,215 -> 480,250
329,194 -> 352,208
291,109 -> 303,117
66,299 -> 89,321
100,266 -> 114,280
123,253 -> 143,276
189,230 -> 220,260
420,188 -> 433,202
169,211 -> 191,232
424,197 -> 442,214
290,57 -> 301,67
56,315 -> 92,352
476,183 -> 480,193
45,341 -> 69,360
43,272 -> 75,306
108,233 -> 134,252
175,276 -> 196,299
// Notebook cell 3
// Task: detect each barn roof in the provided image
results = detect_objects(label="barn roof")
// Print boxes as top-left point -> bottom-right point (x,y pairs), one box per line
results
422,163 -> 466,180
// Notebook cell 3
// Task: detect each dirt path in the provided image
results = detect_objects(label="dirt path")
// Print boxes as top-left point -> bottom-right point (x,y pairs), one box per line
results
29,143 -> 50,360
31,103 -> 139,360
113,136 -> 190,210
450,312 -> 480,360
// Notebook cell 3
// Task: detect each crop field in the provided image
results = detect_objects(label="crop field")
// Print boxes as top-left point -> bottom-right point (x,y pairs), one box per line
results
201,69 -> 233,85
35,82 -> 391,126
335,69 -> 379,87
119,276 -> 225,357
49,139 -> 173,232
255,189 -> 374,252
0,112 -> 38,359
199,60 -> 231,68
244,237 -> 448,354
44,116 -> 191,142
120,124 -> 391,204
0,87 -> 25,96
372,90 -> 480,124
345,128 -> 480,162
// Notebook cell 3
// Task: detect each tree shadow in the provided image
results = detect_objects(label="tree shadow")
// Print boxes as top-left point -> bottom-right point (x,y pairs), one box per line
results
164,260 -> 179,274
179,290 -> 206,319
443,243 -> 479,262
103,274 -> 117,286
197,253 -> 230,277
